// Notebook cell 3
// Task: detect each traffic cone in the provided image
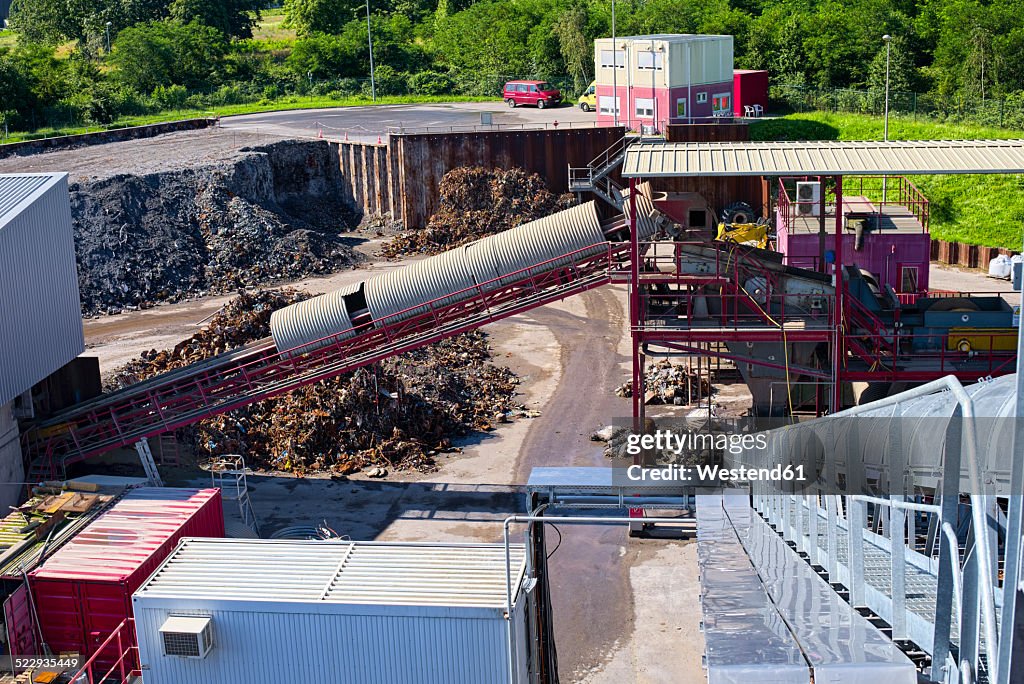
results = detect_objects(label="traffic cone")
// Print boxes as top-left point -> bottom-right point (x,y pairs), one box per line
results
377,135 -> 382,144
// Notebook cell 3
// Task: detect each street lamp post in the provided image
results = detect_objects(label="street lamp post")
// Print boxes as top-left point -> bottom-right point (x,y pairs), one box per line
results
366,0 -> 376,102
611,0 -> 617,127
882,33 -> 891,203
105,21 -> 112,54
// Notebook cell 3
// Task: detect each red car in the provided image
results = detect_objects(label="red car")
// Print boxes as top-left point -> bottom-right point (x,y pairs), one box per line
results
503,80 -> 562,109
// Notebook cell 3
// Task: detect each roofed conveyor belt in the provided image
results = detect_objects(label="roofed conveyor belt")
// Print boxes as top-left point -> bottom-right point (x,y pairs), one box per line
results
23,197 -> 664,479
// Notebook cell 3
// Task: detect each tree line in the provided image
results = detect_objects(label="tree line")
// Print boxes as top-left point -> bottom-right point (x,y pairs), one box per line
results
1,0 -> 1022,132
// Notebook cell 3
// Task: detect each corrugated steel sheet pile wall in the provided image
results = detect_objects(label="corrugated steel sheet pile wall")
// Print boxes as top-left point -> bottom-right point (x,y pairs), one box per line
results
331,127 -> 626,230
28,488 -> 224,662
0,173 -> 84,406
133,539 -> 532,684
658,123 -> 768,215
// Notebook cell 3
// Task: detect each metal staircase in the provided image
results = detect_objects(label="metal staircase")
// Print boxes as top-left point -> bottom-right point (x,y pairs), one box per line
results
24,243 -> 630,480
569,135 -> 640,209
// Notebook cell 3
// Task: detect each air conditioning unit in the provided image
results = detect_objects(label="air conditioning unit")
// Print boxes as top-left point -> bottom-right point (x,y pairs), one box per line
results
160,616 -> 213,659
796,181 -> 821,216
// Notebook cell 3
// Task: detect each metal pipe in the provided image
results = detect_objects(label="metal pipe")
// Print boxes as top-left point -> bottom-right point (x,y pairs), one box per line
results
851,494 -> 940,515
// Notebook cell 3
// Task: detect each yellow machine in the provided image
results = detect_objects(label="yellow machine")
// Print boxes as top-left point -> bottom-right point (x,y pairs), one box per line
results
716,222 -> 768,249
947,328 -> 1018,353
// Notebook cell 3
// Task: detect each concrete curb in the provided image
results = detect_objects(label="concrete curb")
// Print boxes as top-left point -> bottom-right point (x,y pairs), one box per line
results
0,118 -> 218,159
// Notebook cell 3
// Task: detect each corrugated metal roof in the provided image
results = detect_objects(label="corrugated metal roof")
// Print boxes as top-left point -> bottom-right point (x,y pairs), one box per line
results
30,488 -> 221,582
621,139 -> 1024,177
0,174 -> 61,226
598,34 -> 730,42
136,539 -> 527,608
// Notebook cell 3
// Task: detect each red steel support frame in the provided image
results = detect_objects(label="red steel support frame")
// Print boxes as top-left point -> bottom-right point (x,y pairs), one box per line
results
629,178 -> 643,436
833,175 -> 844,412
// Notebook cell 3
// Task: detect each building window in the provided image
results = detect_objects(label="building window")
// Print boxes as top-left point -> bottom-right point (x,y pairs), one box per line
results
712,92 -> 732,115
696,92 -> 708,104
635,98 -> 655,118
675,98 -> 687,118
598,96 -> 620,115
637,50 -> 664,70
900,266 -> 919,292
600,49 -> 625,68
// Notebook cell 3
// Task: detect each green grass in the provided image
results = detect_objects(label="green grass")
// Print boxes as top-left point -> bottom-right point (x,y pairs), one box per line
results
0,30 -> 17,49
252,10 -> 296,41
751,112 -> 1024,249
0,94 -> 496,144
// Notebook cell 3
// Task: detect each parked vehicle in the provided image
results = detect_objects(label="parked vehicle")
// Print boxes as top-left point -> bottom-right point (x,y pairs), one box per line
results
578,81 -> 596,112
503,80 -> 562,109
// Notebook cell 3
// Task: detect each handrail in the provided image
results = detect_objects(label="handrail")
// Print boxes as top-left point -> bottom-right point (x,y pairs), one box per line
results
68,618 -> 139,684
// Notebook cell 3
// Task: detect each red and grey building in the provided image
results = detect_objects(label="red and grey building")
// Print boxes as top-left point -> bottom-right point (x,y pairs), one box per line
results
593,34 -> 734,131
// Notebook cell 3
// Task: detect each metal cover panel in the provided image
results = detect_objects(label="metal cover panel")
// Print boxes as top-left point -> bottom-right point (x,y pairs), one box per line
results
697,494 -> 812,684
729,503 -> 916,683
0,173 -> 84,404
269,281 -> 360,355
136,539 -> 527,611
485,202 -> 605,288
622,139 -> 1024,177
364,248 -> 477,324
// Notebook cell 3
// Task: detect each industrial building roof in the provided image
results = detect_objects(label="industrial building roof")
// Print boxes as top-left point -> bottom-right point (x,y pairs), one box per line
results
621,139 -> 1024,177
136,539 -> 527,609
598,34 -> 730,42
0,174 -> 60,226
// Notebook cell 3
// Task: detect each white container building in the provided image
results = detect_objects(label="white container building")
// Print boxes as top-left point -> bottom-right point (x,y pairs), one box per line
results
132,538 -> 535,684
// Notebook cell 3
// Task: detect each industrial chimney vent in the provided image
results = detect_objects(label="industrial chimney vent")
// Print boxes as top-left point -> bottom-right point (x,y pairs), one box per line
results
159,616 -> 214,658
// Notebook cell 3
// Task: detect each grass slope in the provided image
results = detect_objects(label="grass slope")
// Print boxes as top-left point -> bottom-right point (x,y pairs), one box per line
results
750,113 -> 1024,249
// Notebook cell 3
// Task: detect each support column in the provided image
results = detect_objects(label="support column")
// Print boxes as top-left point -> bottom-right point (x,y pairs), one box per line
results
629,178 -> 642,435
832,175 -> 844,412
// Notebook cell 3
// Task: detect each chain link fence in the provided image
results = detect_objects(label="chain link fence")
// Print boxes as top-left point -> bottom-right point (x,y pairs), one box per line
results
773,84 -> 1024,130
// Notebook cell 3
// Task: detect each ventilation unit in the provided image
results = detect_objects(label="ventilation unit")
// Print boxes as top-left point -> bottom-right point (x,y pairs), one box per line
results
159,616 -> 213,658
796,182 -> 822,216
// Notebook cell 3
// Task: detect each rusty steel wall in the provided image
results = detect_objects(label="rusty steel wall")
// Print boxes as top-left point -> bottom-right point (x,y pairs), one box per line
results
392,127 -> 626,229
331,141 -> 392,219
654,123 -> 767,217
330,125 -> 770,228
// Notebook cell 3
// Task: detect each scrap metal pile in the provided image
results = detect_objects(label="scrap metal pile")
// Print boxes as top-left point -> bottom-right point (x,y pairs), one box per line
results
111,289 -> 530,475
615,360 -> 713,405
381,167 -> 576,257
71,140 -> 362,316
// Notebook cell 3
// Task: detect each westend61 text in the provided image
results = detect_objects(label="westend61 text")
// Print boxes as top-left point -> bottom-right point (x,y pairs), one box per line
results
625,464 -> 807,483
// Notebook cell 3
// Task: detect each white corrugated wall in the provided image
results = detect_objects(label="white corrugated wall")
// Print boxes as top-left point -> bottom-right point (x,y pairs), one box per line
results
0,174 -> 84,405
132,599 -> 521,684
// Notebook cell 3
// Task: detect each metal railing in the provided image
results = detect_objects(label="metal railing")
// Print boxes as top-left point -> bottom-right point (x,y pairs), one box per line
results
67,618 -> 140,684
738,376 -> 1002,683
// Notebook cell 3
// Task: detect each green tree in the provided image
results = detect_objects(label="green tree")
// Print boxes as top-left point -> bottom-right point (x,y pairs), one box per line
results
168,0 -> 269,38
552,3 -> 591,90
283,0 -> 360,36
867,34 -> 917,95
110,20 -> 226,94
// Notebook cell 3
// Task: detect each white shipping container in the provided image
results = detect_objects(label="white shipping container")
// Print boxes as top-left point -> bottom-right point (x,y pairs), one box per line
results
133,539 -> 535,684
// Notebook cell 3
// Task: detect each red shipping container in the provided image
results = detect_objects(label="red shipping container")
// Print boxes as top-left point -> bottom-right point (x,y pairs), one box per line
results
28,487 -> 224,663
733,69 -> 769,117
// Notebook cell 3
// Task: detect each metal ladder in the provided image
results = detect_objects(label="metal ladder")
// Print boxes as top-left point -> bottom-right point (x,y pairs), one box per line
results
134,439 -> 164,486
210,456 -> 259,537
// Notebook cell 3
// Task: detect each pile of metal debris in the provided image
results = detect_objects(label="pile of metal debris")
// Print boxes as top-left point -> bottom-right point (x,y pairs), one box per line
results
614,360 -> 713,405
106,289 -> 312,388
381,167 -> 576,257
111,289 -> 530,475
71,140 -> 361,316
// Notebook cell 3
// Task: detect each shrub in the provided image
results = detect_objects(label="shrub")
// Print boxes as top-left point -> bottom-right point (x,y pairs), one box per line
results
408,70 -> 453,95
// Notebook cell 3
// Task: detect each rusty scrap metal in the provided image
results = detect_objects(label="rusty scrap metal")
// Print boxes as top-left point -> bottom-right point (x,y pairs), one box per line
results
110,289 -> 531,476
380,166 -> 576,257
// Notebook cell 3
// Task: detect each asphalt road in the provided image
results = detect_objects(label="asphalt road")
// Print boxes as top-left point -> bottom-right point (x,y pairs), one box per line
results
220,100 -> 603,141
